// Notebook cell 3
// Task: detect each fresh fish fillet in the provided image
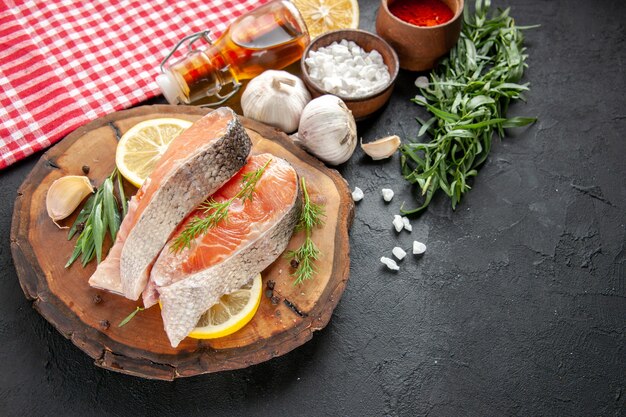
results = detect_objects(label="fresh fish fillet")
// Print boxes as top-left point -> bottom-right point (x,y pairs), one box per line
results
147,154 -> 300,347
89,107 -> 251,298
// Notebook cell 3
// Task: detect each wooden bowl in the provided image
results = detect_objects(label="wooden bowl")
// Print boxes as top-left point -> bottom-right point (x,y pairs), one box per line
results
300,29 -> 399,120
376,0 -> 464,71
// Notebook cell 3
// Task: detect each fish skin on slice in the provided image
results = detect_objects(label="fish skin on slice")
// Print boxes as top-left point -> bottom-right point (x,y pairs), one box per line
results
89,107 -> 251,299
147,154 -> 300,347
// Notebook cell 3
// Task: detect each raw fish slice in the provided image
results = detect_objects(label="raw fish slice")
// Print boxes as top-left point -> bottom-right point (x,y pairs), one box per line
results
149,154 -> 300,347
89,107 -> 251,298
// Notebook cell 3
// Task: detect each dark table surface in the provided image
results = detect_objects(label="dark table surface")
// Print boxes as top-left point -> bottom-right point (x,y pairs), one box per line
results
2,0 -> 625,416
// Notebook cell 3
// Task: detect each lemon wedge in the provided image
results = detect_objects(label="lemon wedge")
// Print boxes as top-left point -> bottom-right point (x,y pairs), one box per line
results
188,273 -> 263,340
116,118 -> 192,187
292,0 -> 360,39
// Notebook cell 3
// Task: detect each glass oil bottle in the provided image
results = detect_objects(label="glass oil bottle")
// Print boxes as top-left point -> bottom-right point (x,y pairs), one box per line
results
156,0 -> 310,106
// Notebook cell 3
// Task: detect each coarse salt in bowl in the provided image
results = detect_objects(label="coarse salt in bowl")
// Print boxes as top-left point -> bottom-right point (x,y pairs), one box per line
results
305,40 -> 390,98
300,29 -> 399,120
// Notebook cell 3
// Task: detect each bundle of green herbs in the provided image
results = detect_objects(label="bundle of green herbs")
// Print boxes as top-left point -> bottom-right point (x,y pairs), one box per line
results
400,0 -> 538,214
66,170 -> 127,267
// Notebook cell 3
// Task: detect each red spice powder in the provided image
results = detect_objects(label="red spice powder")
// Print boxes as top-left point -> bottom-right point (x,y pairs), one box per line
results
389,0 -> 454,27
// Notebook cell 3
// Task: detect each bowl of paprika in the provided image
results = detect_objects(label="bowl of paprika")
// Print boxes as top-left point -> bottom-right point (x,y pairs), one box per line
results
375,0 -> 464,71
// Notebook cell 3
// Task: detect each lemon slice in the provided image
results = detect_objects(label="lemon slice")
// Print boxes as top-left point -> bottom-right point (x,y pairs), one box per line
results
292,0 -> 359,39
188,273 -> 263,340
116,118 -> 192,187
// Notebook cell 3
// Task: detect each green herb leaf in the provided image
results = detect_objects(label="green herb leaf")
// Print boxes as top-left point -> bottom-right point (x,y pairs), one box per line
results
418,117 -> 437,137
65,242 -> 83,268
92,204 -> 104,263
67,193 -> 95,240
102,177 -> 120,241
79,224 -> 96,267
118,306 -> 144,328
116,170 -> 128,218
502,117 -> 537,128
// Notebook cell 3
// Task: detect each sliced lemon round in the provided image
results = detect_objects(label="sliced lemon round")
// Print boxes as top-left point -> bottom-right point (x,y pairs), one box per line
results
115,118 -> 192,187
292,0 -> 359,39
188,273 -> 263,340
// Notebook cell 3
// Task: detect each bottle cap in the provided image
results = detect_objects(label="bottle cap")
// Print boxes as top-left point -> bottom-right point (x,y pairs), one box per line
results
156,73 -> 183,105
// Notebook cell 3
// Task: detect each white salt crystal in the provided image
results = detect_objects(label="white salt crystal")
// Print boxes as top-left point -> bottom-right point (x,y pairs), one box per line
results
413,241 -> 427,255
370,50 -> 383,63
381,256 -> 400,271
332,44 -> 350,58
323,76 -> 342,92
352,187 -> 364,202
381,188 -> 394,202
415,76 -> 429,89
322,62 -> 334,75
353,56 -> 366,67
392,215 -> 404,232
402,216 -> 412,232
392,247 -> 406,260
364,67 -> 377,80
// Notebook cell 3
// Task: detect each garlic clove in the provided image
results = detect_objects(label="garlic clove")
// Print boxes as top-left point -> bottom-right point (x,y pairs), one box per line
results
46,175 -> 94,226
360,135 -> 401,160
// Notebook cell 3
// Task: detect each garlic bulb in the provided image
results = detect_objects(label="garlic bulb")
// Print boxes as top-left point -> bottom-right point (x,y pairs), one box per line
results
296,95 -> 357,165
46,175 -> 94,226
241,70 -> 311,133
361,135 -> 401,160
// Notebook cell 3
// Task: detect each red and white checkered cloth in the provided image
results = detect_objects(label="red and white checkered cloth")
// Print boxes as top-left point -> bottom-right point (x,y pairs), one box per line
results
0,0 -> 270,169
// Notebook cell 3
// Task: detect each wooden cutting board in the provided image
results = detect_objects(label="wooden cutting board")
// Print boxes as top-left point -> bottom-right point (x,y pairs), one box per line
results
10,105 -> 354,380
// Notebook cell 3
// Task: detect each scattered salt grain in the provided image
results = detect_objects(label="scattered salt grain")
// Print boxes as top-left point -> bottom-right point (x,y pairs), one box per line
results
402,216 -> 412,232
413,241 -> 427,255
415,76 -> 429,89
381,188 -> 394,202
392,247 -> 406,260
392,215 -> 404,232
352,187 -> 364,202
305,40 -> 391,98
381,256 -> 400,271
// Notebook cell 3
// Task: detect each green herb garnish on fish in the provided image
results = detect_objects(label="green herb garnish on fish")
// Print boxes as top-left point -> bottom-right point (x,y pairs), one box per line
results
170,159 -> 272,253
286,177 -> 325,285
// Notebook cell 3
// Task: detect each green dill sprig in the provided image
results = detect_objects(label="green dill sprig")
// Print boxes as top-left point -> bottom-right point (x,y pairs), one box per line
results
400,0 -> 538,214
238,161 -> 271,201
286,177 -> 325,285
66,169 -> 127,267
170,159 -> 272,253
